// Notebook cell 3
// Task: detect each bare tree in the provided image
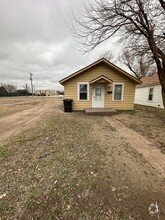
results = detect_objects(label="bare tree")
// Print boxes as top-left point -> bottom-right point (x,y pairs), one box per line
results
2,83 -> 17,93
119,50 -> 157,78
100,51 -> 115,63
72,0 -> 165,107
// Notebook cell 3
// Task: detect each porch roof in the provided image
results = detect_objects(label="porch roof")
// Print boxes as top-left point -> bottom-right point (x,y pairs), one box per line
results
89,75 -> 113,85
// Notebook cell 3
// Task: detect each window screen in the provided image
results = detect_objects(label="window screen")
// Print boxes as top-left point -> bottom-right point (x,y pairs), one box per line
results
79,84 -> 88,100
114,84 -> 123,100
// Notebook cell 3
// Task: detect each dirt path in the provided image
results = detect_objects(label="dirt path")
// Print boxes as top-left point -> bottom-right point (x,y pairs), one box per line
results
0,98 -> 63,143
104,116 -> 165,179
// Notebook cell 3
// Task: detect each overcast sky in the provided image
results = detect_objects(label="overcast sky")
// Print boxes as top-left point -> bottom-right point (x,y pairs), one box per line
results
0,0 -> 121,91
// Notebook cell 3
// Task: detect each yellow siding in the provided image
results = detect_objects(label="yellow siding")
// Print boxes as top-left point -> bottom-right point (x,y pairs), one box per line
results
63,63 -> 136,110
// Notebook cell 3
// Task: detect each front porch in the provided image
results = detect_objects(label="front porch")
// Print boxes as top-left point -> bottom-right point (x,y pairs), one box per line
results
89,75 -> 113,109
85,108 -> 117,115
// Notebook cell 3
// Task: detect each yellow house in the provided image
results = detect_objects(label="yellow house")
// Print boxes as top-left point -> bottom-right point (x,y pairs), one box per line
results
59,58 -> 141,111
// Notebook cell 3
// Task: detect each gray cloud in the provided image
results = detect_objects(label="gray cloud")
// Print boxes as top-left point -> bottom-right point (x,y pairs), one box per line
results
0,0 -> 120,90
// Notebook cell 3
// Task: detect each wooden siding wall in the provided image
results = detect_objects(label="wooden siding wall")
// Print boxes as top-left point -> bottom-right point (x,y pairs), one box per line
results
63,63 -> 136,110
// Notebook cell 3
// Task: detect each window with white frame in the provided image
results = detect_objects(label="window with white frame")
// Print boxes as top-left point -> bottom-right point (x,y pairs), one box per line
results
78,83 -> 89,100
113,84 -> 123,101
148,88 -> 153,101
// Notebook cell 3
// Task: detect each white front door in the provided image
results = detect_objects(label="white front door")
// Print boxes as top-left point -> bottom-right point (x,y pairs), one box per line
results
92,84 -> 104,108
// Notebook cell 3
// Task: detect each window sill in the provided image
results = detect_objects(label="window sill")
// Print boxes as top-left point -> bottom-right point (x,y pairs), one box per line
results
112,100 -> 123,102
78,100 -> 89,102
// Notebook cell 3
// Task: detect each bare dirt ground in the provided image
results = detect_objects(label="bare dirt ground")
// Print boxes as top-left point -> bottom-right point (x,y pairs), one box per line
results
104,116 -> 165,178
0,98 -> 165,220
116,105 -> 165,154
0,96 -> 63,142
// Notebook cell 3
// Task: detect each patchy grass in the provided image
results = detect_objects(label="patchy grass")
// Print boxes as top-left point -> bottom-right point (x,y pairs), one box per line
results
0,102 -> 40,118
0,111 -> 165,220
0,105 -> 30,118
0,114 -> 132,219
117,104 -> 165,153
0,96 -> 43,118
134,104 -> 165,119
0,114 -> 106,219
0,148 -> 9,158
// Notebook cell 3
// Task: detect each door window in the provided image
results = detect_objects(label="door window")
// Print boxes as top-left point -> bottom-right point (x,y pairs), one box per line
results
95,88 -> 101,100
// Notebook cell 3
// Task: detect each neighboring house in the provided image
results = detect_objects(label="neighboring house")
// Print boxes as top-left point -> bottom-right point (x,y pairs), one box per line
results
59,58 -> 141,111
134,74 -> 164,109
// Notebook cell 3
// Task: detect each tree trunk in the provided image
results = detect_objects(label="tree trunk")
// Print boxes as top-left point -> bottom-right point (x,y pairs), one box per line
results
158,64 -> 165,108
160,65 -> 165,108
147,36 -> 165,108
162,86 -> 165,108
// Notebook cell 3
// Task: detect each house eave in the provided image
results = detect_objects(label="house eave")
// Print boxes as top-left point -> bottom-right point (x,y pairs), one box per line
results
136,82 -> 160,88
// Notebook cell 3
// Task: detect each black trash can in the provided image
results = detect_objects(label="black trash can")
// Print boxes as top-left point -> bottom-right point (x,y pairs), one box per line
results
63,99 -> 73,112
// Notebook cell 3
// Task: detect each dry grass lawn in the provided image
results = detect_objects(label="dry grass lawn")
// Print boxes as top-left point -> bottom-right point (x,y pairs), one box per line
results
0,98 -> 165,220
117,105 -> 165,153
0,96 -> 40,119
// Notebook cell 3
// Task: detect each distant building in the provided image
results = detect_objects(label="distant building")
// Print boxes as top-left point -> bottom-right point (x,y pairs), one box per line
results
35,90 -> 56,96
134,74 -> 164,108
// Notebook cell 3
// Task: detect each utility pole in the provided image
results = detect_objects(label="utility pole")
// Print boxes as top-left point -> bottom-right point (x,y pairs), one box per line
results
28,73 -> 33,96
33,85 -> 35,95
26,84 -> 28,97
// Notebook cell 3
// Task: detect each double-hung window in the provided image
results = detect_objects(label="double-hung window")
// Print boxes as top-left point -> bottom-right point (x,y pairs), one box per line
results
148,88 -> 153,101
113,84 -> 124,101
78,83 -> 89,101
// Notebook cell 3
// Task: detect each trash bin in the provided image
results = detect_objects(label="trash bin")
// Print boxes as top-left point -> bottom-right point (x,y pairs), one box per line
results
63,99 -> 73,112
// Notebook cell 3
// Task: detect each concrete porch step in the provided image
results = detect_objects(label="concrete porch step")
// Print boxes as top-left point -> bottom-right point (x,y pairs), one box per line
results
85,108 -> 117,115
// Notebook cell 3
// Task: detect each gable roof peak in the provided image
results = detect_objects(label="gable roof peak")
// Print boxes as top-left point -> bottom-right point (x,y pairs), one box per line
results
59,58 -> 141,85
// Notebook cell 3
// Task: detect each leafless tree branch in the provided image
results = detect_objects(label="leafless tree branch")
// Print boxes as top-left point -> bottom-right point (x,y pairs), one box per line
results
72,0 -> 165,107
